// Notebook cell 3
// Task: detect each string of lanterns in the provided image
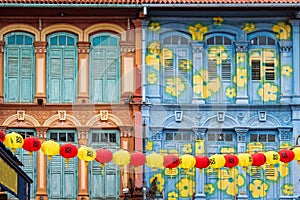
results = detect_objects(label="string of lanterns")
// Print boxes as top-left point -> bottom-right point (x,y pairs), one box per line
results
1,131 -> 300,171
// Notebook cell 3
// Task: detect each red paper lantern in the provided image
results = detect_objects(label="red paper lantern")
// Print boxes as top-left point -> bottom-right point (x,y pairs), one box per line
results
95,148 -> 113,166
251,153 -> 266,167
60,143 -> 78,162
224,154 -> 239,168
0,130 -> 5,143
279,149 -> 295,163
163,154 -> 180,169
194,155 -> 210,170
22,137 -> 41,154
130,152 -> 146,167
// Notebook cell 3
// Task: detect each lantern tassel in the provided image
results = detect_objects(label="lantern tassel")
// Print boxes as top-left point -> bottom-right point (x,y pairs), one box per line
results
65,158 -> 70,168
101,163 -> 105,176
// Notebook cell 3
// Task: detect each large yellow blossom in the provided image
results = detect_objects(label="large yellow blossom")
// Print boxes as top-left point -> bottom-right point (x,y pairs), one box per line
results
282,184 -> 293,196
217,168 -> 245,196
146,140 -> 153,151
249,179 -> 269,198
182,144 -> 192,154
148,41 -> 161,55
146,53 -> 160,71
204,183 -> 215,195
258,83 -> 279,102
281,65 -> 293,77
233,68 -> 247,87
236,52 -> 245,64
208,46 -> 229,65
272,22 -> 291,40
226,87 -> 236,99
213,16 -> 224,25
167,191 -> 179,200
262,162 -> 289,182
176,178 -> 195,198
189,23 -> 208,41
165,77 -> 186,97
149,21 -> 161,32
243,23 -> 255,32
179,59 -> 193,71
147,73 -> 158,84
150,174 -> 165,192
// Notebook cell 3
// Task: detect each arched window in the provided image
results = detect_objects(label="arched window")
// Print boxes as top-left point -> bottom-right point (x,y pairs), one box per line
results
248,32 -> 279,104
47,32 -> 78,103
4,32 -> 35,102
89,33 -> 120,103
161,33 -> 192,104
205,34 -> 235,103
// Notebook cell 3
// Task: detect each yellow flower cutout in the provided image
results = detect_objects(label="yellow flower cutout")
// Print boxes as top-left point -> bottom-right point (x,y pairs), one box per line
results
179,59 -> 193,71
167,191 -> 179,200
182,144 -> 192,154
233,68 -> 247,87
150,174 -> 164,192
208,46 -> 229,64
149,21 -> 161,32
176,178 -> 195,198
147,73 -> 158,84
189,23 -> 208,41
165,77 -> 186,97
258,82 -> 279,102
281,65 -> 293,77
146,53 -> 160,71
146,140 -> 153,151
236,52 -> 245,64
243,23 -> 255,33
247,142 -> 265,153
249,179 -> 269,198
226,87 -> 236,99
282,184 -> 293,196
220,147 -> 236,154
217,168 -> 245,196
193,69 -> 221,99
213,16 -> 224,25
272,22 -> 291,40
204,183 -> 215,195
148,41 -> 161,55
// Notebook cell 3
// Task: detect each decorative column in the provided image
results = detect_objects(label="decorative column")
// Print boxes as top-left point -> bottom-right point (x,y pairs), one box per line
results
278,128 -> 293,200
34,42 -> 47,104
235,41 -> 249,104
279,41 -> 293,103
235,128 -> 249,200
291,106 -> 300,197
291,20 -> 300,103
35,127 -> 48,200
191,42 -> 205,104
0,41 -> 4,103
133,19 -> 142,103
77,42 -> 90,104
193,128 -> 207,200
77,127 -> 89,200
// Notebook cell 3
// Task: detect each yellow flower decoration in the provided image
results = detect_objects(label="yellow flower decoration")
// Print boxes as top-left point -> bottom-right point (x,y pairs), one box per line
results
167,191 -> 179,200
147,73 -> 158,84
150,174 -> 165,192
226,87 -> 236,99
165,77 -> 186,97
179,59 -> 193,71
146,140 -> 153,151
220,147 -> 236,154
208,46 -> 229,64
159,149 -> 168,156
189,23 -> 208,41
258,83 -> 279,102
249,179 -> 269,198
247,142 -> 265,153
282,184 -> 293,196
281,65 -> 293,77
182,144 -> 192,154
148,41 -> 161,55
262,162 -> 289,181
217,168 -> 245,196
236,52 -> 245,64
149,21 -> 161,32
233,68 -> 247,87
280,142 -> 292,149
243,23 -> 255,32
204,183 -> 215,195
272,22 -> 291,40
195,140 -> 205,154
213,16 -> 224,25
185,168 -> 196,177
146,53 -> 160,71
193,69 -> 221,99
161,48 -> 173,67
176,178 -> 195,198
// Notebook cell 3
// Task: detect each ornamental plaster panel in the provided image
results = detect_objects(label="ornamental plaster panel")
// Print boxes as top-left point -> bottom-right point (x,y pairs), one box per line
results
85,114 -> 122,127
202,115 -> 238,128
43,114 -> 81,127
163,115 -> 196,129
41,24 -> 83,41
84,23 -> 126,42
2,113 -> 40,127
0,24 -> 40,41
245,114 -> 281,127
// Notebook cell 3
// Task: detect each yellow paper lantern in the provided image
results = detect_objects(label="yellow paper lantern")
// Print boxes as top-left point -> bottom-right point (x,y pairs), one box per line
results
146,152 -> 163,171
78,146 -> 96,165
4,132 -> 24,153
179,154 -> 196,172
265,151 -> 280,165
209,154 -> 225,169
238,153 -> 252,169
293,147 -> 300,164
112,149 -> 130,168
41,140 -> 60,160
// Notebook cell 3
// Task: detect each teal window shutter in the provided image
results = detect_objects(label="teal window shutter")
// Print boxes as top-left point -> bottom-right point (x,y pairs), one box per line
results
4,32 -> 35,103
47,33 -> 78,103
90,33 -> 120,103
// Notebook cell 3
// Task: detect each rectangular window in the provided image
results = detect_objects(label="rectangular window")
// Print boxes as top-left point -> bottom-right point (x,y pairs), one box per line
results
265,62 -> 275,80
251,60 -> 261,80
221,62 -> 231,80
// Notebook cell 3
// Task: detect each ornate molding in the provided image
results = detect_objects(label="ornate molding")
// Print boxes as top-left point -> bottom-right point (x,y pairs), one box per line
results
0,41 -> 4,53
119,126 -> 133,137
278,127 -> 292,141
77,42 -> 90,54
279,40 -> 293,53
33,41 -> 47,54
234,41 -> 249,53
35,127 -> 48,139
120,42 -> 135,53
191,41 -> 205,53
77,127 -> 89,140
235,128 -> 249,142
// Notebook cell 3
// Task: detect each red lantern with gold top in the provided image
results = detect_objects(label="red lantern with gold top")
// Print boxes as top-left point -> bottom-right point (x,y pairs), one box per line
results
194,155 -> 210,170
130,152 -> 146,167
60,143 -> 78,163
251,153 -> 266,167
95,148 -> 113,166
163,154 -> 180,169
279,149 -> 295,164
22,137 -> 41,154
224,154 -> 239,169
0,130 -> 5,143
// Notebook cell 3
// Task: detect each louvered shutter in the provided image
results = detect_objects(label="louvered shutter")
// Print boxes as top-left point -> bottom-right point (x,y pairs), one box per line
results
48,49 -> 62,102
6,48 -> 19,102
177,48 -> 191,104
63,49 -> 76,102
20,48 -> 34,102
91,48 -> 105,102
106,47 -> 119,103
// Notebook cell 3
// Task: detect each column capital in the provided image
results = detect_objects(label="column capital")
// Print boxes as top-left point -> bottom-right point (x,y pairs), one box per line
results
35,127 -> 49,139
119,126 -> 134,137
77,41 -> 90,54
191,41 -> 205,53
132,19 -> 142,28
279,40 -> 293,53
234,41 -> 249,53
120,41 -> 135,53
34,41 -> 47,54
0,41 -> 4,53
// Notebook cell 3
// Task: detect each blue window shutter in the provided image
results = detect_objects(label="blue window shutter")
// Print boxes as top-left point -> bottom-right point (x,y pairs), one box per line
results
20,48 -> 34,102
6,48 -> 19,102
63,49 -> 76,102
48,49 -> 62,102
